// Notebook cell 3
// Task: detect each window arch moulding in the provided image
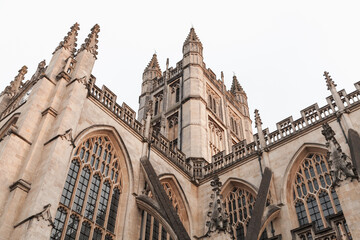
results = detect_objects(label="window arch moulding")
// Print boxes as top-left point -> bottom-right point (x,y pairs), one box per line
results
50,127 -> 133,240
158,174 -> 192,235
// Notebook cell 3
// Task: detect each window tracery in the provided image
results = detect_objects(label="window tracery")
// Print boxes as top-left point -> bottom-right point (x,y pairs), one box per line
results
50,134 -> 122,240
224,186 -> 267,240
292,152 -> 343,230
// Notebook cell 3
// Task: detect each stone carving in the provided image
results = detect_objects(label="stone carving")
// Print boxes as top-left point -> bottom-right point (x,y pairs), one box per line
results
205,176 -> 233,238
30,60 -> 47,82
323,71 -> 336,90
60,128 -> 75,147
1,66 -> 27,97
78,24 -> 100,59
321,123 -> 358,186
14,204 -> 54,229
53,23 -> 80,55
76,76 -> 88,87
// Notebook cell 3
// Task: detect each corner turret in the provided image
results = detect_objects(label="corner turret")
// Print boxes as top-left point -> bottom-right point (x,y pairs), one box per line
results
182,28 -> 203,66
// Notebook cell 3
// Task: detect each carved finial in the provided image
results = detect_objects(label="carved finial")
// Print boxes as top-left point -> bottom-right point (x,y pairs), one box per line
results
78,24 -> 100,59
254,109 -> 262,128
1,66 -> 28,97
321,123 -> 358,186
166,58 -> 169,70
221,71 -> 224,82
53,23 -> 80,55
324,71 -> 337,90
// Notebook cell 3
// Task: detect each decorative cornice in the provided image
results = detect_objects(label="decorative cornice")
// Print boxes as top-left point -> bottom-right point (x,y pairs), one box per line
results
78,24 -> 100,59
9,179 -> 31,193
53,23 -> 80,56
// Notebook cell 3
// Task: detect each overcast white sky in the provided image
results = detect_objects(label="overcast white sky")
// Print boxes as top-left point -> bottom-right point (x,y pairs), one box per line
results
1,0 -> 360,133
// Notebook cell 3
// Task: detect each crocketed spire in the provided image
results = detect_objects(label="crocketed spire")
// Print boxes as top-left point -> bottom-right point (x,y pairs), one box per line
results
323,71 -> 336,90
230,75 -> 243,94
78,24 -> 100,59
53,23 -> 80,55
145,54 -> 161,72
183,27 -> 202,45
254,109 -> 262,128
1,66 -> 28,97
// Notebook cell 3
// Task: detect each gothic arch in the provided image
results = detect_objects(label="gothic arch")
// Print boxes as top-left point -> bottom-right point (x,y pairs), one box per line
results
74,124 -> 134,194
282,143 -> 342,230
220,177 -> 260,239
220,177 -> 258,196
158,173 -> 192,235
136,196 -> 177,240
281,143 -> 327,205
0,112 -> 20,139
50,125 -> 134,239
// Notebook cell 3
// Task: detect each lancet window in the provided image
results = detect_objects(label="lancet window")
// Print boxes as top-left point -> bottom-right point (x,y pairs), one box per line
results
140,211 -> 172,240
154,92 -> 163,116
224,186 -> 267,240
208,118 -> 224,157
170,82 -> 180,104
167,113 -> 178,150
292,153 -> 345,231
50,135 -> 122,240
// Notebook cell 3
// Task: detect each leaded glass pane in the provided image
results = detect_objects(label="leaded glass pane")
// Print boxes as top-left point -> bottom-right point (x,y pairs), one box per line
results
72,167 -> 90,213
84,174 -> 101,220
64,214 -> 79,240
60,161 -> 80,207
79,221 -> 91,240
50,208 -> 67,240
107,188 -> 120,232
96,181 -> 111,226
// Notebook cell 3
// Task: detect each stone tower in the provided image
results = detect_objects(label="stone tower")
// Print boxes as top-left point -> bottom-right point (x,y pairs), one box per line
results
137,28 -> 253,162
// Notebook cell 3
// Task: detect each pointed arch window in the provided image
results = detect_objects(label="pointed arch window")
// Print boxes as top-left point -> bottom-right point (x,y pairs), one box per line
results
50,135 -> 122,240
292,152 -> 343,230
224,186 -> 267,240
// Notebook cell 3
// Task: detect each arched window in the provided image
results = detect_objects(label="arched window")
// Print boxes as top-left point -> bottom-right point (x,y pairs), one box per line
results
224,186 -> 267,240
50,135 -> 122,240
292,152 -> 342,230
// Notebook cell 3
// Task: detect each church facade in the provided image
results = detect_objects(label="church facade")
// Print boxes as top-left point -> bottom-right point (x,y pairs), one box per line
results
0,23 -> 359,240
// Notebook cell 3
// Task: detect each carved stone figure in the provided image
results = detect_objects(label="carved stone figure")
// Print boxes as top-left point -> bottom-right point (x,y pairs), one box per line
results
203,176 -> 233,239
321,123 -> 358,186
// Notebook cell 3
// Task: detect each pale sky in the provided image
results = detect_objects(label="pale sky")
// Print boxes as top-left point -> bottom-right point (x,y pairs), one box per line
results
1,0 -> 360,133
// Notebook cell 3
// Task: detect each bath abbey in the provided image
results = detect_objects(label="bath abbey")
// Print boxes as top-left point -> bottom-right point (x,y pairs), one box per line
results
1,23 -> 360,240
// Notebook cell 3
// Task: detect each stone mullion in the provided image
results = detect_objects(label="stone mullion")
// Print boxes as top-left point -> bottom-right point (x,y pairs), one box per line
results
314,193 -> 327,228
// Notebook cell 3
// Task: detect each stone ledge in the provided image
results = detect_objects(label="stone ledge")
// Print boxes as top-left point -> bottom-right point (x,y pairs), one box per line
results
9,179 -> 31,193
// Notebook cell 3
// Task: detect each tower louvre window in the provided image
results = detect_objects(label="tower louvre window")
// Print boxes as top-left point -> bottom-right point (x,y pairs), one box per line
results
50,135 -> 122,240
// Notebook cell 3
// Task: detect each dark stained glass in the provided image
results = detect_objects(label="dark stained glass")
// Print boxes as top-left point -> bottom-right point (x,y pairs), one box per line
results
50,208 -> 67,240
92,228 -> 102,240
64,214 -> 79,240
72,167 -> 90,213
107,188 -> 120,232
96,181 -> 111,226
295,201 -> 308,226
84,174 -> 101,220
307,197 -> 323,230
60,161 -> 80,207
79,221 -> 91,240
